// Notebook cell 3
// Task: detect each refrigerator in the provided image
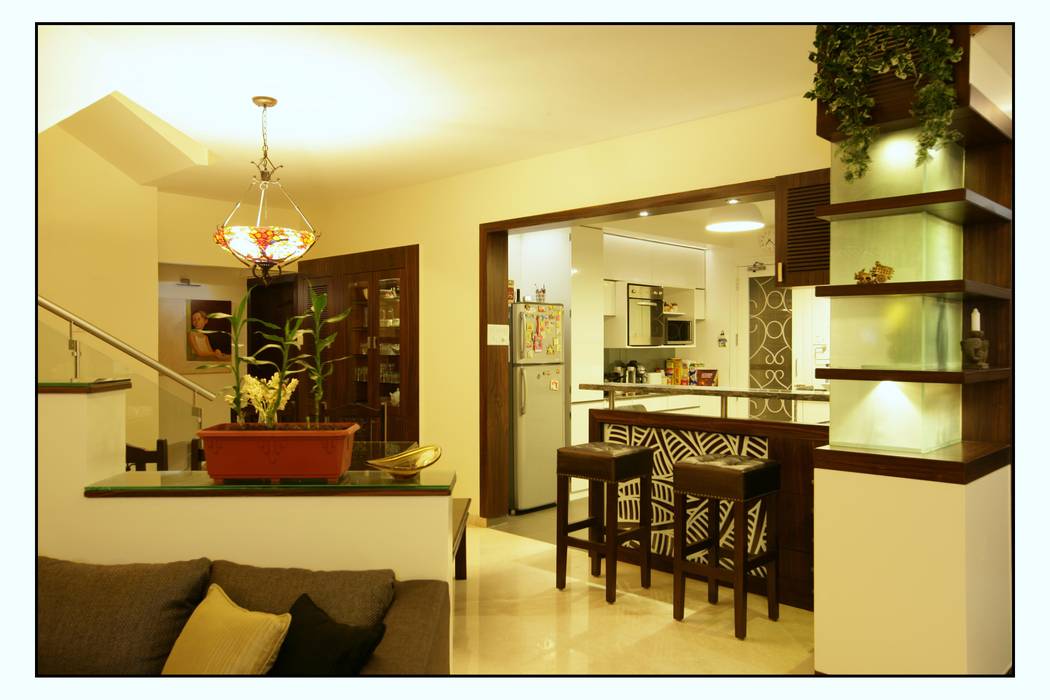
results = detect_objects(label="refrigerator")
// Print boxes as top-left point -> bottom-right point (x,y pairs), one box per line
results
509,302 -> 566,513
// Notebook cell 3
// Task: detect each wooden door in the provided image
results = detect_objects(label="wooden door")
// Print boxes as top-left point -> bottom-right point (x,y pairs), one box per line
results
774,169 -> 831,287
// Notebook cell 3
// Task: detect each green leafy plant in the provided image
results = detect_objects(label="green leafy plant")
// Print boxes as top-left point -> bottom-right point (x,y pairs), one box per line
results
301,284 -> 352,425
252,312 -> 311,428
195,286 -> 260,424
803,24 -> 964,181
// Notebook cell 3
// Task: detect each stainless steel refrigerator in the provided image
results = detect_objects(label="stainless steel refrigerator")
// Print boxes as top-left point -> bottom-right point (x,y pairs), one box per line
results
509,302 -> 566,513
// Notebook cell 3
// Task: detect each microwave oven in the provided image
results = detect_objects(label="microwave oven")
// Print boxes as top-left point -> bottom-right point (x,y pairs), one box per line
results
665,319 -> 692,345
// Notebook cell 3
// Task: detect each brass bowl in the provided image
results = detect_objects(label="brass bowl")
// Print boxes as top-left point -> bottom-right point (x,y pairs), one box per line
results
367,445 -> 442,480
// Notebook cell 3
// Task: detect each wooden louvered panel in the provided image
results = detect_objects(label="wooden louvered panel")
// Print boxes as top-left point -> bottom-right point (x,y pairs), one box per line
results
775,169 -> 831,286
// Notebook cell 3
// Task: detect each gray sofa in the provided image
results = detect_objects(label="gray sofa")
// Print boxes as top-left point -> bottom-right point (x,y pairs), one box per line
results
36,556 -> 449,676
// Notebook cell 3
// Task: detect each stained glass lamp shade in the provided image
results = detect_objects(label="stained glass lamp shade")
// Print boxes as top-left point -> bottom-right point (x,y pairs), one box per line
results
215,96 -> 319,281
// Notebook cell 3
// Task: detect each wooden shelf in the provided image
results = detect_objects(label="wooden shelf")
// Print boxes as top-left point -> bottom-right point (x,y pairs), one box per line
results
816,367 -> 1011,384
814,440 -> 1011,484
815,279 -> 1011,300
815,188 -> 1011,225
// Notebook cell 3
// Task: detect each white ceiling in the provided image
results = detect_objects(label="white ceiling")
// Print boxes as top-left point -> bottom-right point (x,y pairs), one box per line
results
38,25 -> 816,204
603,199 -> 776,249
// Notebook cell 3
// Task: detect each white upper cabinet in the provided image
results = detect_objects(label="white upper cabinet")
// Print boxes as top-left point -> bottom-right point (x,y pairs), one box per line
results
602,279 -> 616,316
603,235 -> 653,284
603,234 -> 705,289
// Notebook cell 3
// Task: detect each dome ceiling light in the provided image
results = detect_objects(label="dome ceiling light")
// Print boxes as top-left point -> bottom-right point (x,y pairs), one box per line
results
214,96 -> 319,282
704,201 -> 764,232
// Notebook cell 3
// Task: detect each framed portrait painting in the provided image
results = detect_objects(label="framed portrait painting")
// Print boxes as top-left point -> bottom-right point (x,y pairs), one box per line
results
158,298 -> 232,374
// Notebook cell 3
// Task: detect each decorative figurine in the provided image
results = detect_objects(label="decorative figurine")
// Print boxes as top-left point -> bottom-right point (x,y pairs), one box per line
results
854,260 -> 895,284
961,308 -> 990,369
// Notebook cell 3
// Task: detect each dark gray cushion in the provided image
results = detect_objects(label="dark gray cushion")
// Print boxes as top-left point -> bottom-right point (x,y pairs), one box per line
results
37,556 -> 211,676
209,560 -> 395,628
362,580 -> 449,675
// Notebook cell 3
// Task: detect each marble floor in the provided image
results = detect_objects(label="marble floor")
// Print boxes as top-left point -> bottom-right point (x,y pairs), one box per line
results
452,514 -> 815,675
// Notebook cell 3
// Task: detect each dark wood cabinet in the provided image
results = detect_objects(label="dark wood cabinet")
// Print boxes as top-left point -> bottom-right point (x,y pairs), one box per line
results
296,245 -> 419,441
774,168 -> 831,287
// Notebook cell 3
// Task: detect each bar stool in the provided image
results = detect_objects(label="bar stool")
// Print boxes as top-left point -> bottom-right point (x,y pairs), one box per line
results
555,442 -> 655,603
672,453 -> 780,639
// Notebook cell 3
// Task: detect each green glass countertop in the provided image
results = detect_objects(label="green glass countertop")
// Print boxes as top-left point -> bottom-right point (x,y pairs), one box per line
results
85,441 -> 455,496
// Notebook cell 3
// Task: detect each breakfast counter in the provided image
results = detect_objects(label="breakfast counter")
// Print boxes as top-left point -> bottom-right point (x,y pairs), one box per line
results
579,382 -> 828,418
581,394 -> 828,610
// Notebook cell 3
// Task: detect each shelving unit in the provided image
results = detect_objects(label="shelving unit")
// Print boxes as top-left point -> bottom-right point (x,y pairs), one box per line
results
815,188 -> 1012,225
816,367 -> 1011,384
815,279 -> 1011,300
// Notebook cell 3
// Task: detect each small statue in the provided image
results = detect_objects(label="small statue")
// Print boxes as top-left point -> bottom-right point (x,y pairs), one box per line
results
960,330 -> 990,369
854,260 -> 895,284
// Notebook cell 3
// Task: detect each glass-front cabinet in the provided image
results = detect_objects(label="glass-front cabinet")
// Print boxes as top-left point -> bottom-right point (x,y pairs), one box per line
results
297,246 -> 418,441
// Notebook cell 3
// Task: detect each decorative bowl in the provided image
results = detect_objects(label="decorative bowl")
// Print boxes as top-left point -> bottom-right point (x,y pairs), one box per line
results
367,444 -> 442,480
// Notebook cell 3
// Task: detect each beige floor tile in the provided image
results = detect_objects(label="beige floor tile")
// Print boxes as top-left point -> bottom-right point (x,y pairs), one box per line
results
453,525 -> 814,675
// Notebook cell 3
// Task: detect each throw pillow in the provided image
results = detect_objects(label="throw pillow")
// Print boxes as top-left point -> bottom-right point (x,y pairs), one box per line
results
37,556 -> 211,676
210,560 -> 395,627
270,593 -> 386,676
162,584 -> 291,675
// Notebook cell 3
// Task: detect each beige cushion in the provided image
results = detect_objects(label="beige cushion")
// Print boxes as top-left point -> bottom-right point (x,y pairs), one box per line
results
162,584 -> 291,675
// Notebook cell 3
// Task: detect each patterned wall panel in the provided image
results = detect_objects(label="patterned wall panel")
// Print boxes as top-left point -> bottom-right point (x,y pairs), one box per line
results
748,276 -> 793,421
604,423 -> 771,576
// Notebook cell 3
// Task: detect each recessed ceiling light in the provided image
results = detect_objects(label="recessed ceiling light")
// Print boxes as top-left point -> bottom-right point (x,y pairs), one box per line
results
639,210 -> 650,217
726,198 -> 740,205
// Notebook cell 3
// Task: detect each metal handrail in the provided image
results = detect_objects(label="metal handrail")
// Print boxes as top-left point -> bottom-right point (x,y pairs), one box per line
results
38,295 -> 217,401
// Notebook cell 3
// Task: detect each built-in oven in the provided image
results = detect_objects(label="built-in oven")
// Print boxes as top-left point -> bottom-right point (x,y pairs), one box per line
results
665,319 -> 692,345
627,284 -> 664,346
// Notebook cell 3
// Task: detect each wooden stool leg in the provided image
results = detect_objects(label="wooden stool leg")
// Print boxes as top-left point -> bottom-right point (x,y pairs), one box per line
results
640,475 -> 652,588
589,479 -> 604,576
673,490 -> 686,621
605,480 -> 618,604
707,497 -> 720,604
733,500 -> 748,640
766,493 -> 780,621
556,475 -> 569,590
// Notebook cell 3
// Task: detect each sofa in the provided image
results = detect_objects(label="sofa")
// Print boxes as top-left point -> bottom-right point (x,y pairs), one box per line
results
36,556 -> 450,676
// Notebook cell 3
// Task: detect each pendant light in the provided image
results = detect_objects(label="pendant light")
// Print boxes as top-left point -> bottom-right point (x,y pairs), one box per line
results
705,201 -> 764,232
214,96 -> 319,282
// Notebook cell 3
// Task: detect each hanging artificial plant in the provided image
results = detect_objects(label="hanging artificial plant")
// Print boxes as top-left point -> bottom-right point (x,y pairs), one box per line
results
804,24 -> 964,182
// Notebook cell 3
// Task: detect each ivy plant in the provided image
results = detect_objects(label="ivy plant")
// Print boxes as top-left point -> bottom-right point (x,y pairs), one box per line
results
804,24 -> 964,181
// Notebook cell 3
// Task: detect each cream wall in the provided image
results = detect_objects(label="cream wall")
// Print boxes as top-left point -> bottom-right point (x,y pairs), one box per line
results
314,96 -> 829,508
37,126 -> 160,447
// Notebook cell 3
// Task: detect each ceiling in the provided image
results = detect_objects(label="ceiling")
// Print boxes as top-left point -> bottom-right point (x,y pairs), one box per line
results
38,25 -> 816,204
602,199 -> 776,249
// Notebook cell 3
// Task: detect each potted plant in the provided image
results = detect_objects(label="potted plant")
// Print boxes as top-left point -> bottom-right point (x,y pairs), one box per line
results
804,24 -> 965,181
195,288 -> 360,483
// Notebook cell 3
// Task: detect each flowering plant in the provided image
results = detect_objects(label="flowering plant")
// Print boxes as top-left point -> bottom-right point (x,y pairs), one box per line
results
236,374 -> 300,428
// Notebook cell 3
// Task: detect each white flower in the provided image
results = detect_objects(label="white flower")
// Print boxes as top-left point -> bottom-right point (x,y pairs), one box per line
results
241,373 -> 298,425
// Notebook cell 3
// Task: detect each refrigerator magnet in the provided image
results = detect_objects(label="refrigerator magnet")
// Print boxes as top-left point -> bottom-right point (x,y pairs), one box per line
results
550,379 -> 560,391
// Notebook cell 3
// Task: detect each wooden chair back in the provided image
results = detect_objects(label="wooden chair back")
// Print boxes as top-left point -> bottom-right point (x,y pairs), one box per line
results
125,439 -> 169,472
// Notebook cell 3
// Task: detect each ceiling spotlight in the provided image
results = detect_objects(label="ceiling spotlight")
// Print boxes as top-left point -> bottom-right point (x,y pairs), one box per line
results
705,202 -> 764,232
727,198 -> 740,205
639,210 -> 650,217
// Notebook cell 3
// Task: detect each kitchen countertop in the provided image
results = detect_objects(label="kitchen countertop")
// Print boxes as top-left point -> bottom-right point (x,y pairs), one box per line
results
579,382 -> 830,402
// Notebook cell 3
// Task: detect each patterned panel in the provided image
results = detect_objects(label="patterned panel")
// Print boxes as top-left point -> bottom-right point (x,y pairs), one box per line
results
603,424 -> 771,576
748,276 -> 793,421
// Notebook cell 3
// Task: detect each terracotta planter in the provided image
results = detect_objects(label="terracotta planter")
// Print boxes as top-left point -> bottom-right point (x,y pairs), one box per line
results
197,422 -> 361,483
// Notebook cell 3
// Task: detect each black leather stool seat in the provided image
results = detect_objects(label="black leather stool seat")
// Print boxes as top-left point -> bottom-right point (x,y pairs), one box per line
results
674,453 -> 780,502
671,453 -> 780,640
557,442 -> 654,482
555,442 -> 655,604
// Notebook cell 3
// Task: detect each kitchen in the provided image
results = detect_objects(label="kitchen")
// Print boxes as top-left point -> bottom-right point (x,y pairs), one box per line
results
505,197 -> 831,514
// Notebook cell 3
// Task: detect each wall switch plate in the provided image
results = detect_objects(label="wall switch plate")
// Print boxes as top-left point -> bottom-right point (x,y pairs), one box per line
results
487,324 -> 510,346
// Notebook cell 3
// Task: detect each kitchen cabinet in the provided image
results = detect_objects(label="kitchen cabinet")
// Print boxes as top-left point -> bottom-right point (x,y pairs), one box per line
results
603,234 -> 652,283
297,245 -> 419,440
774,168 -> 831,287
603,234 -> 706,290
693,289 -> 706,320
